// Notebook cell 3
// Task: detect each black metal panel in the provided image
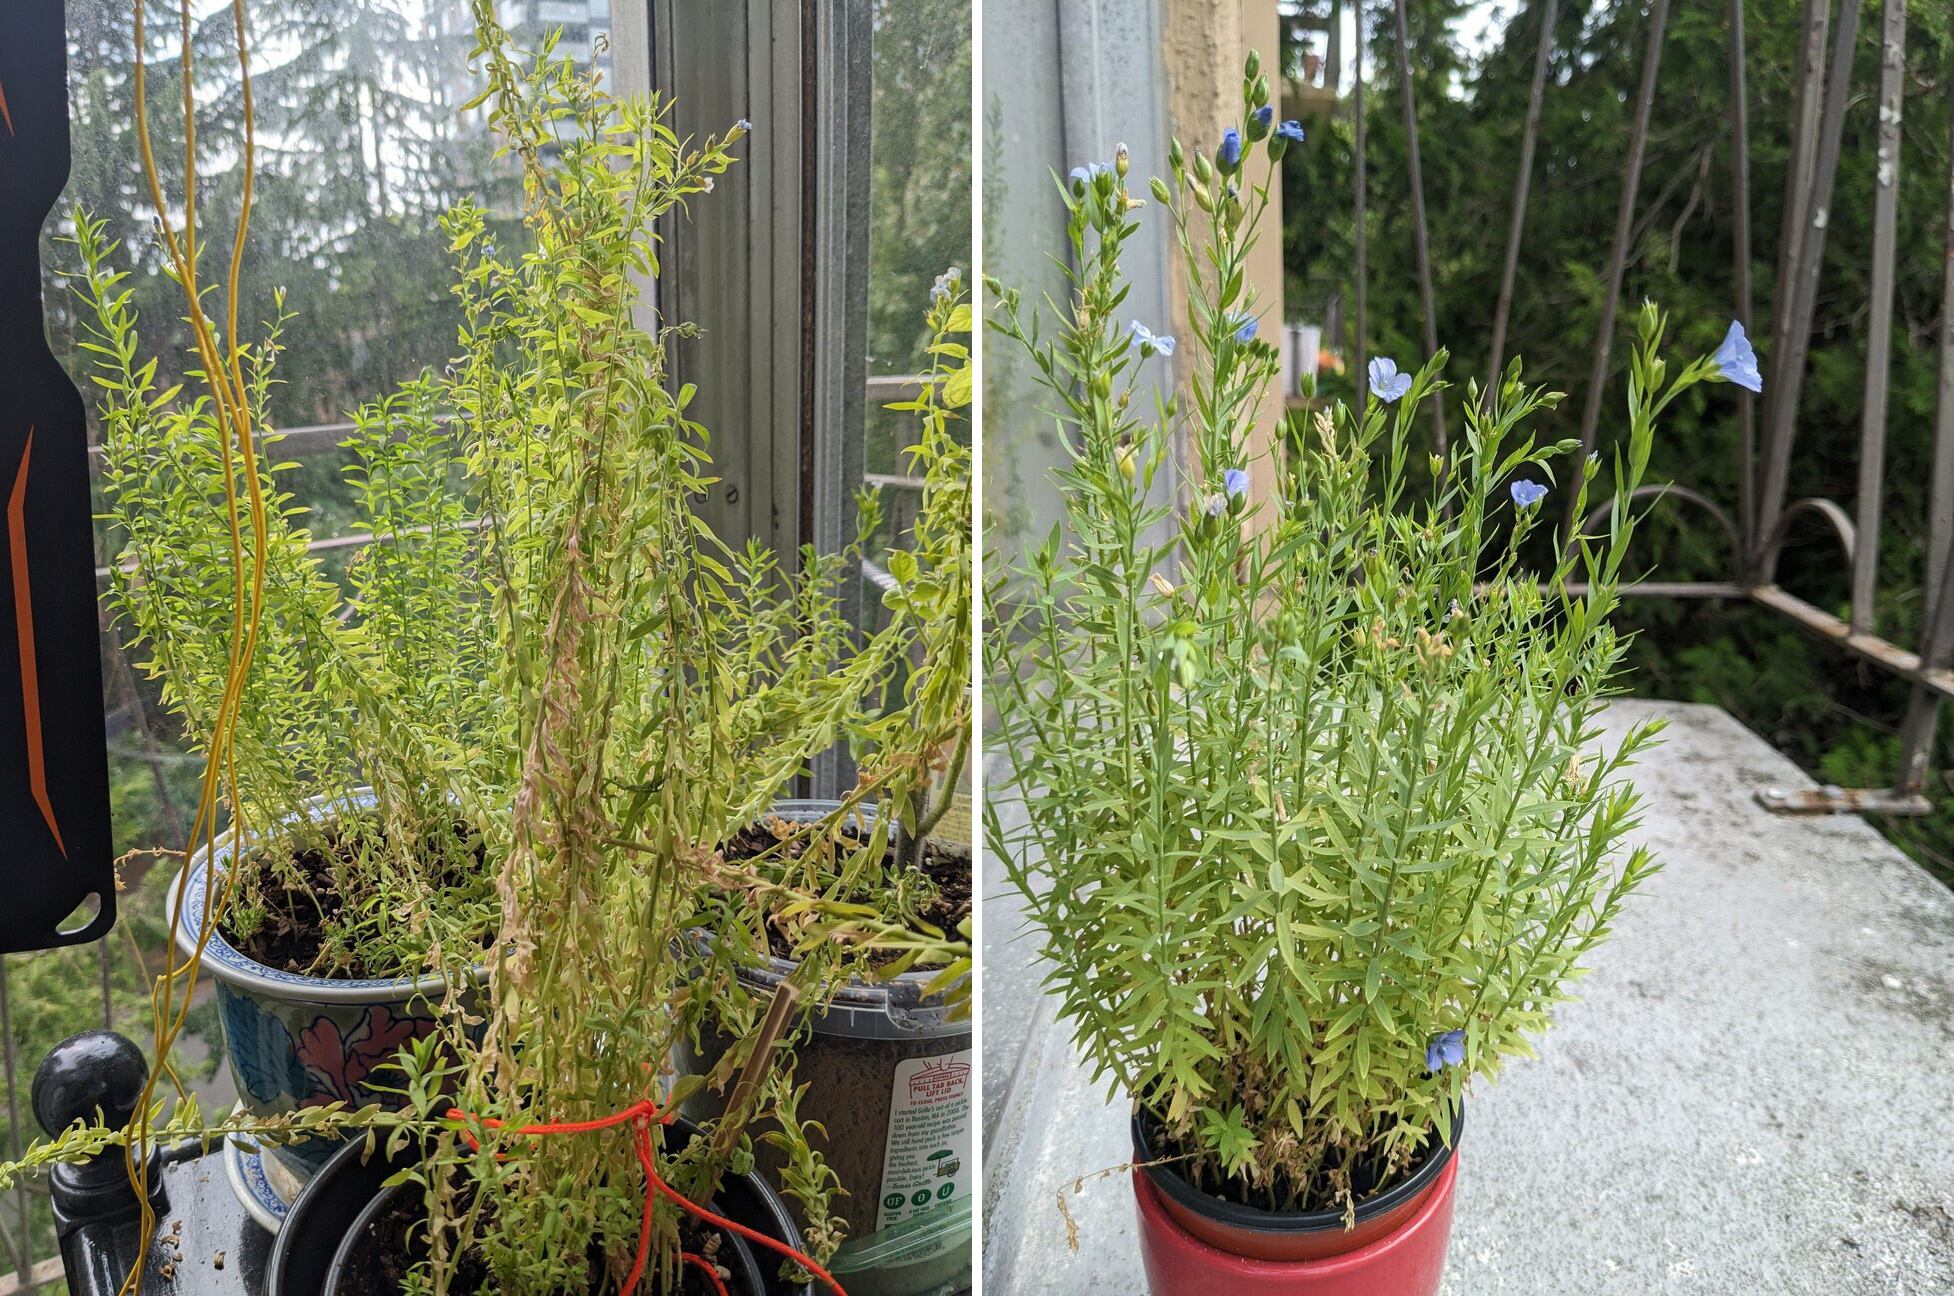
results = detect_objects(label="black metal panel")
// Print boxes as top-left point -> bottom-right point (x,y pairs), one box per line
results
0,0 -> 116,952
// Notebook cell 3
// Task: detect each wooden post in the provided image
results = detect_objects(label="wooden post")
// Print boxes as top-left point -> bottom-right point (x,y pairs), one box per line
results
706,981 -> 802,1170
1161,0 -> 1286,526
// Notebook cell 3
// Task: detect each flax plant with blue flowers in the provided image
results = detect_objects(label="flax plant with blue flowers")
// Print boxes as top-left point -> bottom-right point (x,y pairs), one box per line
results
986,54 -> 1755,1216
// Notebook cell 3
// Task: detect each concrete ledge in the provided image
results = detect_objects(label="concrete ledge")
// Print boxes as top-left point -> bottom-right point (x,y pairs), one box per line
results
982,700 -> 1954,1294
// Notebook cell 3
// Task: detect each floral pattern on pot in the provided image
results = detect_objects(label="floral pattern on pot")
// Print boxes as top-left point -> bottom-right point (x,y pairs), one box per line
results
218,988 -> 435,1110
175,794 -> 481,1188
215,983 -> 441,1177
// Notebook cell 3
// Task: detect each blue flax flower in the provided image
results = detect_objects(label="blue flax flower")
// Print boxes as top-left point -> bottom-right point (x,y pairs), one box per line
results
1510,479 -> 1549,509
1217,128 -> 1243,174
1270,119 -> 1306,162
1247,105 -> 1274,141
1204,492 -> 1228,518
1129,321 -> 1176,358
1426,1030 -> 1466,1073
1232,314 -> 1259,345
1714,320 -> 1762,393
1367,357 -> 1412,404
1223,467 -> 1250,500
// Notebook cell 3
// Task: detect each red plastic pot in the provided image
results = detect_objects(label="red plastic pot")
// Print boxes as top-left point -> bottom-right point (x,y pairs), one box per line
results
1131,1108 -> 1461,1295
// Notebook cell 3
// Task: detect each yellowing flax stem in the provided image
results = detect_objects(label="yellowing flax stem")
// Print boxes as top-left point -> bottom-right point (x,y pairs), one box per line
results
122,3 -> 269,1292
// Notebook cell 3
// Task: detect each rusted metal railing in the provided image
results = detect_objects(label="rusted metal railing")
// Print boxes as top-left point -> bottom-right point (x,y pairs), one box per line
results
1365,0 -> 1954,816
1567,0 -> 1669,517
1391,0 -> 1445,454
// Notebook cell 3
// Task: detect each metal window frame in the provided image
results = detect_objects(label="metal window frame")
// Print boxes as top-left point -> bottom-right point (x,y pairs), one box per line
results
617,0 -> 873,796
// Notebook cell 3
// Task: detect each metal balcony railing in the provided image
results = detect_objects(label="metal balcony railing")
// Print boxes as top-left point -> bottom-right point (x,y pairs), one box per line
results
1341,0 -> 1952,816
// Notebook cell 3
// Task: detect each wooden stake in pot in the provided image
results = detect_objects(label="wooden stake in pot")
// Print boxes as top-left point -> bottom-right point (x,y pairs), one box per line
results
702,980 -> 802,1192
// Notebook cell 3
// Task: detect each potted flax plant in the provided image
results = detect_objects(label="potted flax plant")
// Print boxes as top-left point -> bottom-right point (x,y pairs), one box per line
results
6,2 -> 969,1294
262,13 -> 880,1293
984,54 -> 1762,1296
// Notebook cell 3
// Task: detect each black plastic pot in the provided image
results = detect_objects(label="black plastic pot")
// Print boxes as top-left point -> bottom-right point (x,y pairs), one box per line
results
679,801 -> 972,1296
267,1116 -> 812,1296
1131,1100 -> 1464,1265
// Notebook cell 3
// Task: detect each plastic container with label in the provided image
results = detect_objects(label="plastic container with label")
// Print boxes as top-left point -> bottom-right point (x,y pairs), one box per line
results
826,1196 -> 972,1296
680,800 -> 972,1296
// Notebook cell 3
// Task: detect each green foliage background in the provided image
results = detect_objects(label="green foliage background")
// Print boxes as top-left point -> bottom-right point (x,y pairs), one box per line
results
1281,0 -> 1954,887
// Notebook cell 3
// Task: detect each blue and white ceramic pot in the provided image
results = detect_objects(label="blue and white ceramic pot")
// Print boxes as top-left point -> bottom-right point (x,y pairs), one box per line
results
171,791 -> 481,1202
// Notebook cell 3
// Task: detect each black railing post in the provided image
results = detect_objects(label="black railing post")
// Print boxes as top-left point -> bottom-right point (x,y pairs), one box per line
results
33,1032 -> 164,1262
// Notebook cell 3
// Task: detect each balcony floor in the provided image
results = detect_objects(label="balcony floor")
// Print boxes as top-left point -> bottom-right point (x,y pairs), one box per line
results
981,700 -> 1954,1294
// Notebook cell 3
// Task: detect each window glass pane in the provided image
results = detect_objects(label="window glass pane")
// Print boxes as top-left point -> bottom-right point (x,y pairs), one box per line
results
55,1 -> 519,433
865,0 -> 970,566
867,0 -> 972,383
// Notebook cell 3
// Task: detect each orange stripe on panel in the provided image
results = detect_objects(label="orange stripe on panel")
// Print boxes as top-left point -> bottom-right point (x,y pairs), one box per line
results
0,82 -> 12,136
9,431 -> 65,857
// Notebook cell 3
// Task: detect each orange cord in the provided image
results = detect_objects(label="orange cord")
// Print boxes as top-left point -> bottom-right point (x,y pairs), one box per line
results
446,1100 -> 848,1296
